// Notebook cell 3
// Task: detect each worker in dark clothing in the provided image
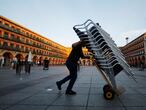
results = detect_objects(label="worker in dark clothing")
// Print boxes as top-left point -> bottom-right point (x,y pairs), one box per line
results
56,41 -> 89,95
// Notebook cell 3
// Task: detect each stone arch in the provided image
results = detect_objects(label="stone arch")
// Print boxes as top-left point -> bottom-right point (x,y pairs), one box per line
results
33,56 -> 38,64
3,52 -> 13,66
15,53 -> 23,60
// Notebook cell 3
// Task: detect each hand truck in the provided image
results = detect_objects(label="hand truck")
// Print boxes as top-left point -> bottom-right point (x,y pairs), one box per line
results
73,19 -> 137,100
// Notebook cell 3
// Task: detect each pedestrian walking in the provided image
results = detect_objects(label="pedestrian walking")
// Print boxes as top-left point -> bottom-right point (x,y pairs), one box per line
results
139,60 -> 144,71
0,57 -> 2,68
56,41 -> 90,95
43,58 -> 49,70
16,58 -> 21,75
25,51 -> 32,74
77,60 -> 81,71
12,57 -> 17,69
48,58 -> 50,69
0,56 -> 4,68
25,58 -> 29,74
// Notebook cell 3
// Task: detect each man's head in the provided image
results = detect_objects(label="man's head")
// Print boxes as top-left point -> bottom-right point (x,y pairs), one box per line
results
80,40 -> 86,47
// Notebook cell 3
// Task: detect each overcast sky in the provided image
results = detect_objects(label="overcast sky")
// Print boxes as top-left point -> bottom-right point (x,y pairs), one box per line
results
0,0 -> 146,47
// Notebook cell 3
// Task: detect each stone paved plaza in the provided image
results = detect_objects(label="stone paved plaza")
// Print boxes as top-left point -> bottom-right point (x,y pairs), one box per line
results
0,66 -> 146,110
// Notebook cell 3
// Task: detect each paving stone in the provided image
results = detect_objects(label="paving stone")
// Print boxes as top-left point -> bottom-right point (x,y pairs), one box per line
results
6,105 -> 46,110
73,87 -> 90,94
88,95 -> 123,107
126,107 -> 146,110
90,87 -> 103,95
46,106 -> 85,110
0,93 -> 30,104
136,88 -> 146,94
52,95 -> 88,106
0,66 -> 146,110
19,94 -> 59,105
119,94 -> 146,107
0,104 -> 10,110
87,107 -> 125,110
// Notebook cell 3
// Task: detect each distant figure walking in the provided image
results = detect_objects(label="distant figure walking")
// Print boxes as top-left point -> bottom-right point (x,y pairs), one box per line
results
25,58 -> 29,74
139,60 -> 144,71
25,51 -> 32,74
16,58 -> 21,75
77,60 -> 81,72
0,56 -> 4,68
12,57 -> 17,69
43,58 -> 49,70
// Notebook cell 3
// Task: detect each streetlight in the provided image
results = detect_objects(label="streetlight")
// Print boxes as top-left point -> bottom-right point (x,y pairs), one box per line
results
126,37 -> 129,44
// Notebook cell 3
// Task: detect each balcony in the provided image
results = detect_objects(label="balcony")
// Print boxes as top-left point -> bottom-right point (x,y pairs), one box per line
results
3,35 -> 8,39
0,45 -> 19,52
0,23 -> 66,55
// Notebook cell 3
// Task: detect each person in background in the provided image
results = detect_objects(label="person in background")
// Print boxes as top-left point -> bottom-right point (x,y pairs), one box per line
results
48,58 -> 50,69
25,58 -> 29,74
0,56 -> 4,68
13,57 -> 17,69
16,58 -> 21,75
25,57 -> 31,75
77,60 -> 81,72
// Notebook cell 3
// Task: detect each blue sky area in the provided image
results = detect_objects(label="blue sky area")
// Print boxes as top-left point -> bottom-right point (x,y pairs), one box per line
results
0,0 -> 146,47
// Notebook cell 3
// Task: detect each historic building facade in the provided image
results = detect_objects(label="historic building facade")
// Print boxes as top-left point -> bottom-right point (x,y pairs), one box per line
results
0,16 -> 68,66
121,33 -> 146,67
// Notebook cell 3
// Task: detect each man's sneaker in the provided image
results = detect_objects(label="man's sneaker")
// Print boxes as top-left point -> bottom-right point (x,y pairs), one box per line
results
56,81 -> 61,90
65,90 -> 76,95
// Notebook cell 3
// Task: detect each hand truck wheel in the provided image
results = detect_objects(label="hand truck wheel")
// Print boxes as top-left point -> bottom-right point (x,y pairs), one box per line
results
104,89 -> 115,100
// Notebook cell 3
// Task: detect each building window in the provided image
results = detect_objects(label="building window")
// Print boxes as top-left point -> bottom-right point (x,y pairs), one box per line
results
33,49 -> 36,54
21,30 -> 25,35
11,26 -> 15,30
5,23 -> 9,27
30,34 -> 32,38
4,32 -> 9,38
33,35 -> 36,39
26,39 -> 29,44
16,44 -> 19,49
26,47 -> 28,52
11,34 -> 15,40
21,37 -> 25,43
16,36 -> 20,41
26,32 -> 29,37
3,42 -> 8,47
16,28 -> 20,33
21,46 -> 24,51
10,43 -> 14,49
29,40 -> 33,45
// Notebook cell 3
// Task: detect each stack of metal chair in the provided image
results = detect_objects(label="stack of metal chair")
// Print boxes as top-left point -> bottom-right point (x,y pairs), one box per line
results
73,19 -> 136,100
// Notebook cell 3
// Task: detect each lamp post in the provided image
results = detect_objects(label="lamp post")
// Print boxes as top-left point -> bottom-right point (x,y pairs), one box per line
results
126,37 -> 129,44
